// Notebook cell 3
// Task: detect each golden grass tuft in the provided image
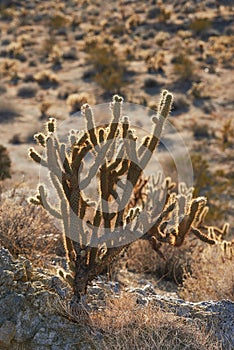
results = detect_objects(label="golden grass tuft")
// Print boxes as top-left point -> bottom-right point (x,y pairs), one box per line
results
34,70 -> 59,88
90,293 -> 219,350
66,92 -> 96,113
179,244 -> 234,301
0,191 -> 65,267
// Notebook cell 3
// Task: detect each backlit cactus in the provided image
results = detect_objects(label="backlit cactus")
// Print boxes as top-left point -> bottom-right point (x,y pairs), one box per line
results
29,90 -> 232,300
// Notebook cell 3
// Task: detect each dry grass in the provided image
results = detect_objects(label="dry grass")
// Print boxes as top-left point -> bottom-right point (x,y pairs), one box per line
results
0,189 -> 65,267
34,70 -> 59,88
66,92 -> 96,114
179,244 -> 234,301
124,236 -> 233,302
124,238 -> 200,285
90,293 -> 220,350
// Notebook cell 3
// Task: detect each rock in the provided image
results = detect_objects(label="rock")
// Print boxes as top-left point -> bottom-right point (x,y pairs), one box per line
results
0,320 -> 16,348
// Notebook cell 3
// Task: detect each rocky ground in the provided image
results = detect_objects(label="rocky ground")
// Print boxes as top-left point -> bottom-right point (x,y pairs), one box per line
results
0,247 -> 233,349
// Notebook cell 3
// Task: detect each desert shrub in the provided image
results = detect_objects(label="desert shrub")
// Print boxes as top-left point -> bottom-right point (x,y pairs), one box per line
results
49,12 -> 69,30
219,119 -> 234,150
172,94 -> 190,114
41,35 -> 57,58
0,85 -> 7,94
192,122 -> 210,140
0,97 -> 21,122
122,238 -> 195,285
0,5 -> 15,21
189,18 -> 211,34
9,133 -> 23,145
124,227 -> 233,301
191,153 -> 214,198
84,38 -> 128,92
48,45 -> 63,66
110,23 -> 126,37
191,153 -> 230,223
173,52 -> 195,81
188,82 -> 208,99
0,145 -> 11,180
91,293 -> 219,350
39,101 -> 52,119
62,47 -> 77,60
158,6 -> 171,22
34,70 -> 59,89
0,58 -> 18,77
0,192 -> 64,267
17,83 -> 38,98
66,92 -> 96,114
146,51 -> 165,74
5,42 -> 26,61
147,6 -> 161,19
180,244 -> 233,301
144,77 -> 159,89
154,31 -> 170,47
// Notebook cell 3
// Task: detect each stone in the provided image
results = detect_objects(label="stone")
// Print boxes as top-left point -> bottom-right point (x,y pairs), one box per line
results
0,321 -> 16,348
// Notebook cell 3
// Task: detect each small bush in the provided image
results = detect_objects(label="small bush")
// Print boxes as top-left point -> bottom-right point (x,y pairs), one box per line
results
66,92 -> 96,114
0,98 -> 21,122
0,193 -> 64,266
9,133 -> 23,145
92,293 -> 219,350
0,144 -> 11,180
41,35 -> 57,58
189,18 -> 211,34
180,245 -> 233,301
39,101 -> 52,119
17,83 -> 38,98
5,42 -> 26,61
192,122 -> 210,140
172,94 -> 190,114
144,77 -> 159,89
173,52 -> 195,81
34,70 -> 59,89
49,13 -> 69,30
0,85 -> 7,94
219,119 -> 234,150
84,38 -> 127,92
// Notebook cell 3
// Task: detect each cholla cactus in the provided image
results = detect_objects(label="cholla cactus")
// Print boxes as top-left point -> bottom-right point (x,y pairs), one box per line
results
29,90 -> 232,300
